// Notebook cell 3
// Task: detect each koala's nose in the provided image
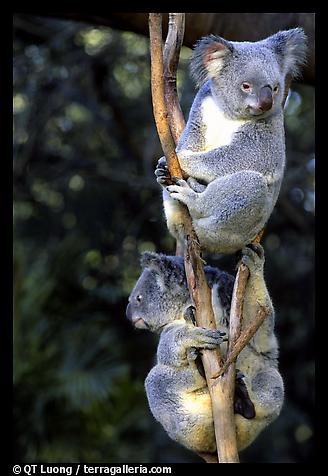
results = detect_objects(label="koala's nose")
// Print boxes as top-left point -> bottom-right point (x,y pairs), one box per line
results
126,303 -> 132,321
258,86 -> 273,112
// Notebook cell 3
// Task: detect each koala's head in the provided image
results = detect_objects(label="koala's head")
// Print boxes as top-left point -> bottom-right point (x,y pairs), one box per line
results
126,252 -> 190,333
190,28 -> 307,120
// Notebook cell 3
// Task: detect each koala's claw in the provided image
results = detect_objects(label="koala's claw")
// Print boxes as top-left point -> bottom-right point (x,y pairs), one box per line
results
189,327 -> 226,350
240,243 -> 265,274
183,306 -> 197,325
235,369 -> 245,381
154,168 -> 167,178
155,157 -> 174,186
171,179 -> 189,188
246,243 -> 265,259
157,176 -> 174,187
157,156 -> 167,167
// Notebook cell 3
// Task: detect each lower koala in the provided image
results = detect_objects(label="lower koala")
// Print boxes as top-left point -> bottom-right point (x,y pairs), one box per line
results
126,245 -> 284,454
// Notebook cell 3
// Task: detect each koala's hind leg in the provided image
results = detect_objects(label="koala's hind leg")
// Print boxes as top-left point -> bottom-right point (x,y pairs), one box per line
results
191,171 -> 270,253
235,367 -> 284,450
249,368 -> 284,420
162,188 -> 186,244
156,157 -> 206,245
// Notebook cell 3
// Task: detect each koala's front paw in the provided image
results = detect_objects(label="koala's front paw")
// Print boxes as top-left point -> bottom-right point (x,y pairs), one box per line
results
188,327 -> 226,350
155,156 -> 174,186
167,179 -> 197,206
240,243 -> 265,275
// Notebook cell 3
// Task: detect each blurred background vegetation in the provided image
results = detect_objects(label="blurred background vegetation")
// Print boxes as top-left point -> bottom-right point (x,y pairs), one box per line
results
13,15 -> 314,463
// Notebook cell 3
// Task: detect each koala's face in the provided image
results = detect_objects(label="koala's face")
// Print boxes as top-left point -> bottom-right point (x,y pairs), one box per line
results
126,253 -> 190,333
214,45 -> 284,120
126,268 -> 167,331
192,29 -> 307,121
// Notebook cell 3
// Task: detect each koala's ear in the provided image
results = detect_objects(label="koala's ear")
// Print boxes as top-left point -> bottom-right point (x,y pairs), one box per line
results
140,252 -> 186,287
190,35 -> 234,86
140,252 -> 169,274
267,28 -> 308,78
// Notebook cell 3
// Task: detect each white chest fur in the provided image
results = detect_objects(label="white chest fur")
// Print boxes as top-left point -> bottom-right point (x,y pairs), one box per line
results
201,96 -> 247,149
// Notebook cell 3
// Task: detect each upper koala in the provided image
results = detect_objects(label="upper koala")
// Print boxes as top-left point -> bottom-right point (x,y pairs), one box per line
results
126,245 -> 284,454
155,29 -> 307,254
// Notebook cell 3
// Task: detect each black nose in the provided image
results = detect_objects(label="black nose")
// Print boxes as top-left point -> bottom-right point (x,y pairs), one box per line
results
258,86 -> 273,112
126,303 -> 132,321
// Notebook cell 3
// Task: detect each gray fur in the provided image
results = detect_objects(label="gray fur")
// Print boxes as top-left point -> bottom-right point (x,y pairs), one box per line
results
156,29 -> 307,254
126,245 -> 284,453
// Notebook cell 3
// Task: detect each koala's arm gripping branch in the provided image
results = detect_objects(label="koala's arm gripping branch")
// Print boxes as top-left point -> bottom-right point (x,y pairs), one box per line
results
149,12 -> 240,464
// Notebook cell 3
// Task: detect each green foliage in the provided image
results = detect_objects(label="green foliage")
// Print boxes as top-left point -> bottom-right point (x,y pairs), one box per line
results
13,15 -> 314,463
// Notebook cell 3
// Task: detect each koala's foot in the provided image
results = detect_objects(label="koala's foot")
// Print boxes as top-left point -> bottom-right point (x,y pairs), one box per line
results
239,243 -> 265,275
234,369 -> 256,419
167,179 -> 198,206
155,156 -> 175,186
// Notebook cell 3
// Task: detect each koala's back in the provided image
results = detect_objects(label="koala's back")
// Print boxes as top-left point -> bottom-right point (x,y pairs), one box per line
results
145,363 -> 216,453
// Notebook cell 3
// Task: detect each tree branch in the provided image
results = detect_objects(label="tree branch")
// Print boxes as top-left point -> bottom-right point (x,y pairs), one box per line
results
149,14 -> 183,178
149,13 -> 239,463
212,305 -> 271,379
163,13 -> 186,145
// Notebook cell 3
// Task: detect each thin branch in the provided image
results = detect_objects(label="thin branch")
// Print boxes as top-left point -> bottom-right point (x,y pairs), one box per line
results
163,13 -> 186,144
212,305 -> 271,379
149,14 -> 183,178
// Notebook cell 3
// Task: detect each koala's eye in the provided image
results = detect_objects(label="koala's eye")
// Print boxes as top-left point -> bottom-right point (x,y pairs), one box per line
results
273,85 -> 279,94
136,295 -> 143,303
241,82 -> 252,92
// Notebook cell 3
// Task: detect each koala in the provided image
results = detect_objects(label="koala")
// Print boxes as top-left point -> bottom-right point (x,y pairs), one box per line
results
155,29 -> 307,254
126,245 -> 284,454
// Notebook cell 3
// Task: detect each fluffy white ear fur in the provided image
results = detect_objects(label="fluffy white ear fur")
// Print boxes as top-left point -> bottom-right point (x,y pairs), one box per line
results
190,35 -> 233,86
204,43 -> 231,78
266,28 -> 307,78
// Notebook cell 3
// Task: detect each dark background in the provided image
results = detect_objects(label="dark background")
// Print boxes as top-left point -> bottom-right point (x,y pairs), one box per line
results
13,14 -> 314,463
